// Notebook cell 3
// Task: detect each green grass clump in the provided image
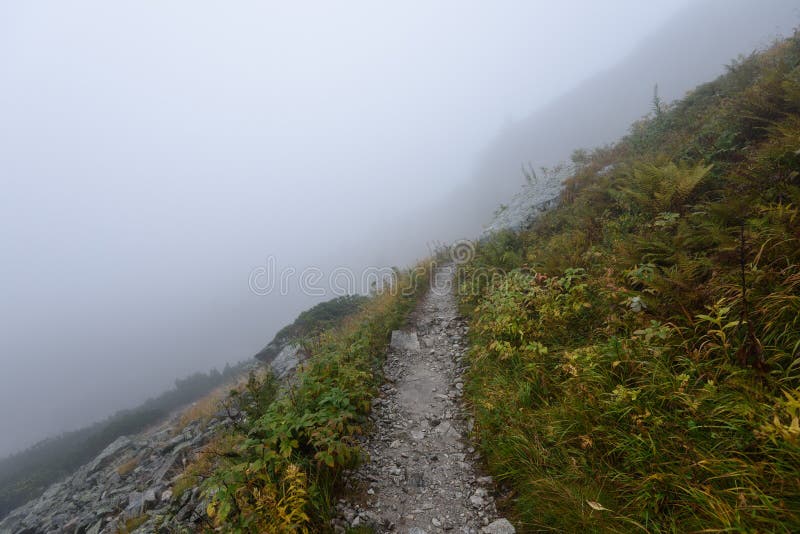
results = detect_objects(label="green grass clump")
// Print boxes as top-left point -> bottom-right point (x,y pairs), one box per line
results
171,473 -> 196,502
459,32 -> 800,532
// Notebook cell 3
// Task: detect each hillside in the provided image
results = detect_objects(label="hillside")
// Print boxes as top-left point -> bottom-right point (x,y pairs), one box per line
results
458,31 -> 800,531
0,365 -> 246,521
2,25 -> 799,534
183,31 -> 800,531
464,0 -> 800,215
254,295 -> 369,363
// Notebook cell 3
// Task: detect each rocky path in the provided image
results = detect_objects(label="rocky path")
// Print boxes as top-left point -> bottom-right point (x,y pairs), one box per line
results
334,264 -> 514,534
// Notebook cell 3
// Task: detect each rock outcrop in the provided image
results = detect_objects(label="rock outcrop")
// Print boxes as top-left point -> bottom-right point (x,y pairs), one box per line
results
269,343 -> 309,379
481,167 -> 566,235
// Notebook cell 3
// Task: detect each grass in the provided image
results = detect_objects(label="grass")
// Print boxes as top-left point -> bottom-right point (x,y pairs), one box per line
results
119,513 -> 148,533
174,368 -> 268,433
170,431 -> 244,506
116,457 -> 139,477
458,32 -> 800,532
171,473 -> 196,502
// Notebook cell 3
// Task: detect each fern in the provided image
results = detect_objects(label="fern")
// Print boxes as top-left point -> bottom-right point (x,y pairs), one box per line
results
619,161 -> 712,216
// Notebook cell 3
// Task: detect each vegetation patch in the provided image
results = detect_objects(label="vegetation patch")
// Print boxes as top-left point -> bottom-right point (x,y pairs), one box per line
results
458,33 -> 800,532
119,513 -> 148,533
116,457 -> 139,477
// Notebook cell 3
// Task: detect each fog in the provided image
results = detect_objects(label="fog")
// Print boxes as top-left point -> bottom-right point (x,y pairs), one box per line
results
0,0 -> 796,456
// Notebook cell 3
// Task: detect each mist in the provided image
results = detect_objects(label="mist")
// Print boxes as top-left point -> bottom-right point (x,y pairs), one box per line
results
0,0 -> 795,456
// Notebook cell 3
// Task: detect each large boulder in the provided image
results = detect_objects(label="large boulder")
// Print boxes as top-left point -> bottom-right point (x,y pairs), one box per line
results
253,337 -> 287,363
481,167 -> 566,236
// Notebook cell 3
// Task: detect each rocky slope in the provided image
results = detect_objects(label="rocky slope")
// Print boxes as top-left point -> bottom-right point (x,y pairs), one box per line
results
333,264 -> 514,534
0,412 -> 223,534
0,359 -> 301,534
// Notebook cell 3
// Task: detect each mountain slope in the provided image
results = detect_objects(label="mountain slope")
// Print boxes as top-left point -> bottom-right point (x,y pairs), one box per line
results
423,0 -> 800,242
458,31 -> 800,531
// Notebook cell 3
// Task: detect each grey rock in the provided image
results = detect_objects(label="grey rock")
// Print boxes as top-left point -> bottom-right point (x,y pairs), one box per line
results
175,502 -> 194,522
482,168 -> 564,236
162,434 -> 187,453
482,518 -> 516,534
124,491 -> 144,518
142,488 -> 158,510
469,494 -> 485,508
86,519 -> 104,534
151,453 -> 181,485
193,500 -> 207,520
390,330 -> 421,351
171,441 -> 190,457
407,471 -> 425,488
270,343 -> 308,378
87,437 -> 131,474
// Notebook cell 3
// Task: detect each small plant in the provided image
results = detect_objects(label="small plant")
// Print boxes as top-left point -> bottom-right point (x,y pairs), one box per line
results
171,473 -> 196,502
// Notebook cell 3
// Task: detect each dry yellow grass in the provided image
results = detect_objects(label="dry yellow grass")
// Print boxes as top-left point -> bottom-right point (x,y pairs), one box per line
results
173,367 -> 268,434
116,457 -> 139,477
171,432 -> 242,500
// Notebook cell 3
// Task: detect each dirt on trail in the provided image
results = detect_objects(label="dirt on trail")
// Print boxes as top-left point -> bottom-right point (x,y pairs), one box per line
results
333,264 -> 515,534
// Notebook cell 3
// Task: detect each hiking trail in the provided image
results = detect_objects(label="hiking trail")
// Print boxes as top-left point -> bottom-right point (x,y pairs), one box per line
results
333,264 -> 515,534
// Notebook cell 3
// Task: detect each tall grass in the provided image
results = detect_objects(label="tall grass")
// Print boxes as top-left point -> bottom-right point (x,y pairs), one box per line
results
459,32 -> 800,532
